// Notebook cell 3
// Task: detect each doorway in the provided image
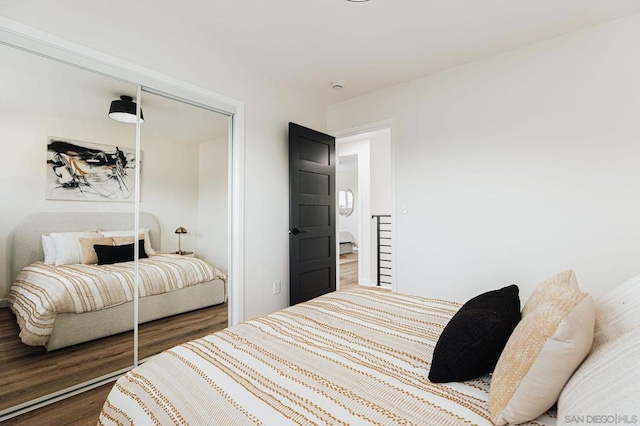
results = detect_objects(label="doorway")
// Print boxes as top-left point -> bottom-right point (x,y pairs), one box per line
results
337,126 -> 393,289
338,156 -> 359,290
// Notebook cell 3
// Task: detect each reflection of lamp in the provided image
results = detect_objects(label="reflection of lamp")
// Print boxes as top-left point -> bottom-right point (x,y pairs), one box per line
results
108,95 -> 144,124
175,227 -> 187,254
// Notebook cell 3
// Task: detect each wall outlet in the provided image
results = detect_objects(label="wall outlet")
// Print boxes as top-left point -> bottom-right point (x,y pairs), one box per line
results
273,280 -> 281,295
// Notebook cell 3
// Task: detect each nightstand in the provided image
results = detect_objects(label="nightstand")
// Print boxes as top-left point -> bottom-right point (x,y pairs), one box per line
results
175,251 -> 195,258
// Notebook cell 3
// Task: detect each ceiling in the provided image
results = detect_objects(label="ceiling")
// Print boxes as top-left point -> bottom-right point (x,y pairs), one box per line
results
1,1 -> 640,104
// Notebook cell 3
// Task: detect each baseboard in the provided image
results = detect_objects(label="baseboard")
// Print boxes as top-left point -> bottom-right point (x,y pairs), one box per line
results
0,298 -> 8,308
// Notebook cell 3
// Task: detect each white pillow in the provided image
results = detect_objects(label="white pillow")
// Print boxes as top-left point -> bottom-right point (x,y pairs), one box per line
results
50,231 -> 104,266
558,330 -> 640,424
592,273 -> 640,348
42,234 -> 57,265
101,228 -> 156,256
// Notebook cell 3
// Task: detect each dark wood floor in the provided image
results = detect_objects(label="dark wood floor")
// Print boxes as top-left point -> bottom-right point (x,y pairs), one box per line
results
2,383 -> 114,426
1,302 -> 228,416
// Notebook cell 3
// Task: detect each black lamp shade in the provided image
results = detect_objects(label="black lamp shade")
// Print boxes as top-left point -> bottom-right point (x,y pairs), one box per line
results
108,95 -> 144,123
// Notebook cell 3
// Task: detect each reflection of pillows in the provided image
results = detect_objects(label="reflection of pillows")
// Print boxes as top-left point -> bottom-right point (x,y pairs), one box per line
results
489,271 -> 595,425
78,236 -> 115,265
112,233 -> 143,247
429,285 -> 520,383
42,234 -> 57,265
50,231 -> 103,265
102,228 -> 156,255
94,240 -> 148,265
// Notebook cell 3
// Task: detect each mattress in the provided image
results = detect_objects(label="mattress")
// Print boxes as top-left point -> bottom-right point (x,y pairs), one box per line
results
99,289 -> 556,425
8,254 -> 227,346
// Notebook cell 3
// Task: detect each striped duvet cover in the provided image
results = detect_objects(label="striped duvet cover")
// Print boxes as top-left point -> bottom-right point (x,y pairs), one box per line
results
8,254 -> 226,346
99,289 -> 556,425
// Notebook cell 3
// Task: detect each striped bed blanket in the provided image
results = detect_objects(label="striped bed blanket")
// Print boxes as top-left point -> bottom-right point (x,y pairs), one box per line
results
99,289 -> 556,425
8,254 -> 227,347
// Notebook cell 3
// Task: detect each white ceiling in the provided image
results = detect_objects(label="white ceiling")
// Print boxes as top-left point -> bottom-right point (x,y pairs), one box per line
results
1,0 -> 640,104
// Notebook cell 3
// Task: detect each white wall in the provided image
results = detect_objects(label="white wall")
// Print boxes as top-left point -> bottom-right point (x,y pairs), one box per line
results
369,130 -> 392,216
328,14 -> 640,303
140,133 -> 201,255
198,137 -> 229,272
338,156 -> 359,244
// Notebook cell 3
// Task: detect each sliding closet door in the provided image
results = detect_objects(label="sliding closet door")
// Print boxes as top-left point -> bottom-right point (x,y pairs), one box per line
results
0,43 -> 137,415
135,90 -> 230,360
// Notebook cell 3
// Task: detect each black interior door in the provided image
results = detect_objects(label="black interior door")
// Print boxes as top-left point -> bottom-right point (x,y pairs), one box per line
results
289,122 -> 336,305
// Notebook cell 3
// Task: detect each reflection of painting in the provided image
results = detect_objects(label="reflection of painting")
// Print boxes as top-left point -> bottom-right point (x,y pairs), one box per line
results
46,137 -> 138,202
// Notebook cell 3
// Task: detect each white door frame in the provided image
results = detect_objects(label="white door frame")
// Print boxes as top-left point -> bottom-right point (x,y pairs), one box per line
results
332,119 -> 397,293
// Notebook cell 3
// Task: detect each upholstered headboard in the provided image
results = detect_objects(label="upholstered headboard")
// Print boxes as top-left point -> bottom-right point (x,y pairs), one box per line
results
9,212 -> 161,281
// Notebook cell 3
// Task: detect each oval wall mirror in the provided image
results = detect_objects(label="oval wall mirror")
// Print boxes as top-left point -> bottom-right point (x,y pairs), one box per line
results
338,188 -> 355,216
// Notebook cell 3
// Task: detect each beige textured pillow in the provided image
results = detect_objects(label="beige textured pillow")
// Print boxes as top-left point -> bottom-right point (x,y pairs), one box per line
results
522,269 -> 579,317
489,290 -> 595,425
592,273 -> 640,348
557,330 -> 640,425
102,229 -> 156,255
112,232 -> 144,246
79,236 -> 115,264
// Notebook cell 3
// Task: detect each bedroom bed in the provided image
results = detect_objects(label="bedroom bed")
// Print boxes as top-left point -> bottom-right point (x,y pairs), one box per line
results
7,212 -> 227,351
99,270 -> 640,425
99,288 -> 557,425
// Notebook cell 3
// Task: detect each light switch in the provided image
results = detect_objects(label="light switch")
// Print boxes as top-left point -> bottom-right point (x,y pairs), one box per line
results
399,201 -> 408,214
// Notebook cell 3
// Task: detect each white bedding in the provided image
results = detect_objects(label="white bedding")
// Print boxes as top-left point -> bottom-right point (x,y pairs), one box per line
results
99,289 -> 556,425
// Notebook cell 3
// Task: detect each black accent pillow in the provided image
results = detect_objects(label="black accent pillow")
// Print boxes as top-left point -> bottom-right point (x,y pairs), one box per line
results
94,240 -> 148,265
428,284 -> 521,383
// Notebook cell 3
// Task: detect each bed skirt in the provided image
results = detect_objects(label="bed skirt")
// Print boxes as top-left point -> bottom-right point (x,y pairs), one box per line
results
46,279 -> 226,351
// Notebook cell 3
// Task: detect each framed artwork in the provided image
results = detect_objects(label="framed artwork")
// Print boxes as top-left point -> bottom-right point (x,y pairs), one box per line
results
46,137 -> 139,202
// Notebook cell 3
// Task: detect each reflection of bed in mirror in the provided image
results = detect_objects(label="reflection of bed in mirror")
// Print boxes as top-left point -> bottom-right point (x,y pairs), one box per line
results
8,212 -> 227,351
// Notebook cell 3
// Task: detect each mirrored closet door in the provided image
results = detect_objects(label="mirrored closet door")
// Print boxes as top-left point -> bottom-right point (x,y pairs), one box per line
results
136,90 -> 230,360
0,43 -> 138,412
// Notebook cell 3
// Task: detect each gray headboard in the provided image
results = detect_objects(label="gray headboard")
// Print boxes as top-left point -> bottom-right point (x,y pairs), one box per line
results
9,212 -> 161,281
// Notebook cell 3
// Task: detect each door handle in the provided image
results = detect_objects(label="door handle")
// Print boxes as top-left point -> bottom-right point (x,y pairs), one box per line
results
289,228 -> 307,235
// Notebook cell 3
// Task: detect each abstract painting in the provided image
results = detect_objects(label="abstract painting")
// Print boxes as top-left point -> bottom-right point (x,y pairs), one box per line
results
46,137 -> 138,202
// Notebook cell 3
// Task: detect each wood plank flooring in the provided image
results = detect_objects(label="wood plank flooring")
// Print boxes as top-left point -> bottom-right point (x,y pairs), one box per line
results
339,254 -> 359,290
2,383 -> 114,426
1,303 -> 227,414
